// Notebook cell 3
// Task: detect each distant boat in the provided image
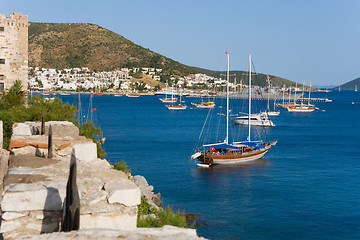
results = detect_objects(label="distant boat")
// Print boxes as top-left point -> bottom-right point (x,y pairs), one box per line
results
265,75 -> 280,116
159,82 -> 178,103
166,92 -> 186,110
192,101 -> 215,109
191,52 -> 276,167
166,104 -> 187,110
355,85 -> 358,92
126,92 -> 140,97
114,93 -> 123,96
60,92 -> 71,96
287,81 -> 316,112
233,112 -> 275,127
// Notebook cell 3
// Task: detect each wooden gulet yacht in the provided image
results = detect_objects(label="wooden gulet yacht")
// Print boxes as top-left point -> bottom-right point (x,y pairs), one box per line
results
191,52 -> 276,167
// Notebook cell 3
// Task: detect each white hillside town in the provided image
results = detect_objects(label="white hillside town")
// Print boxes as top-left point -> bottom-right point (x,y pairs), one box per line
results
28,66 -> 305,97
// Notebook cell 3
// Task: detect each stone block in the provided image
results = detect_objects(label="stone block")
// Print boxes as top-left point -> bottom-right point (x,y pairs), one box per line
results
80,214 -> 137,231
12,123 -> 32,136
2,212 -> 27,221
105,179 -> 141,207
45,121 -> 79,138
0,220 -> 22,233
1,184 -> 63,211
73,142 -> 97,162
133,175 -> 149,188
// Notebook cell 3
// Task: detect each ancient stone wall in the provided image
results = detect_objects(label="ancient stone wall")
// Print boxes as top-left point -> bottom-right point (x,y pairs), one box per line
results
0,12 -> 28,92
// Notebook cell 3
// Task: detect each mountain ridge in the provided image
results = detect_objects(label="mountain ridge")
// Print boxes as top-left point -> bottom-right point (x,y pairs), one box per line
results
29,22 -> 296,87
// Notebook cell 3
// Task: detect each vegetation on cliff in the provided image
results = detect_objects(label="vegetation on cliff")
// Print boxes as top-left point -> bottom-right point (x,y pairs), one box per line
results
0,81 -> 105,157
137,197 -> 187,228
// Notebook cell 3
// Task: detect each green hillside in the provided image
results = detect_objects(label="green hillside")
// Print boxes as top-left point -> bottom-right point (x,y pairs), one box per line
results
28,22 -> 197,76
29,22 -> 296,87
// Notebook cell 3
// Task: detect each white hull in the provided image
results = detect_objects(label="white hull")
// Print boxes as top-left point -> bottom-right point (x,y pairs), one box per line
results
166,104 -> 187,110
287,107 -> 315,112
266,111 -> 280,116
232,118 -> 274,127
160,98 -> 178,103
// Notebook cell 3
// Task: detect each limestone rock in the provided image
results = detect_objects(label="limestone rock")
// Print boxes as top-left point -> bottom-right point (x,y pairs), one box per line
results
105,179 -> 141,207
12,123 -> 32,136
73,142 -> 97,162
2,212 -> 27,221
45,121 -> 79,138
133,175 -> 149,188
12,226 -> 207,239
2,184 -> 63,211
80,214 -> 137,231
0,220 -> 22,233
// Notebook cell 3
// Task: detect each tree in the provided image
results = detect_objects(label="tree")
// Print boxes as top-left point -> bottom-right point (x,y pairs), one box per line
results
2,80 -> 25,108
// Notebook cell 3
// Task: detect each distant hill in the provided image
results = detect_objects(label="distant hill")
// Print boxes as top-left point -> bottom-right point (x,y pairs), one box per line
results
336,77 -> 360,90
192,67 -> 299,87
28,22 -> 198,76
29,22 -> 297,87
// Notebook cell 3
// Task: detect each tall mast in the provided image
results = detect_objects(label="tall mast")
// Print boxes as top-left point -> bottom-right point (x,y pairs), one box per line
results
248,54 -> 252,142
308,81 -> 312,106
90,93 -> 93,122
78,92 -> 81,126
301,81 -> 305,105
225,51 -> 229,144
294,82 -> 297,105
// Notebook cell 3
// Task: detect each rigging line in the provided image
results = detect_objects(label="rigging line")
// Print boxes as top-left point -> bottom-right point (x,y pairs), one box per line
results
195,107 -> 212,149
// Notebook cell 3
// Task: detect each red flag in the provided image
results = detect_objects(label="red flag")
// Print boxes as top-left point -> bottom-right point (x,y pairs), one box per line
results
93,108 -> 97,111
210,146 -> 216,152
225,51 -> 228,54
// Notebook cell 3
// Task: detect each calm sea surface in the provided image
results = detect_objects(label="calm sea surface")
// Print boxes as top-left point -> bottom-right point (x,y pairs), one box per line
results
58,91 -> 360,240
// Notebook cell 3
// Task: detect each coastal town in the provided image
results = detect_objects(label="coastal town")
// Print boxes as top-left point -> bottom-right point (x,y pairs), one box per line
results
28,66 -> 229,93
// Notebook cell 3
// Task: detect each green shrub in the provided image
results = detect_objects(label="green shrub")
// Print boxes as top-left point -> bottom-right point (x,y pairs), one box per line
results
137,197 -> 187,228
113,160 -> 131,174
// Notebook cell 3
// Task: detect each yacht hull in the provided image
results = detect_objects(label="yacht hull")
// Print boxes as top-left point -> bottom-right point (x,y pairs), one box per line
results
287,107 -> 315,112
197,149 -> 269,165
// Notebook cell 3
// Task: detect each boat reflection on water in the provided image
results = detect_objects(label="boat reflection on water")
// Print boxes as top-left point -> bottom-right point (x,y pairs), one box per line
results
192,158 -> 270,177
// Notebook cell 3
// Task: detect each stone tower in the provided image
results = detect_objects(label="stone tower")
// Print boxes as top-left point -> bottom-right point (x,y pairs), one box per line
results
0,12 -> 28,92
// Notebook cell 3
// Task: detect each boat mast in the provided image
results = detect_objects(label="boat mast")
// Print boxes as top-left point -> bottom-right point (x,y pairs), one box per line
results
248,54 -> 252,142
225,51 -> 229,144
78,92 -> 81,126
308,81 -> 312,106
267,75 -> 270,112
90,93 -> 93,122
301,81 -> 305,106
294,82 -> 297,105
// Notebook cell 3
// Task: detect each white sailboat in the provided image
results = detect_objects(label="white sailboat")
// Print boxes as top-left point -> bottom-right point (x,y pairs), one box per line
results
191,52 -> 276,167
166,91 -> 186,110
287,81 -> 316,112
159,82 -> 178,103
265,75 -> 280,116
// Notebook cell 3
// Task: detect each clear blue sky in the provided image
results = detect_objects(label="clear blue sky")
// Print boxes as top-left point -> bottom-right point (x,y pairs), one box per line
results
3,0 -> 360,86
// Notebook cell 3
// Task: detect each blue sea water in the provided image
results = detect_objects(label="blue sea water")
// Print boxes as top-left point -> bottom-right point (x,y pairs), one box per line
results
58,91 -> 360,240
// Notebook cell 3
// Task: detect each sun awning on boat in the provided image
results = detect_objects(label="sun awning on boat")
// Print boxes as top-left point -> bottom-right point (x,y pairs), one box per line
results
239,141 -> 266,149
203,143 -> 239,150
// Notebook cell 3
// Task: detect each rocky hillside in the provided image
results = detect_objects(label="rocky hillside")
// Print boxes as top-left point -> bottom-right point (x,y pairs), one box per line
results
29,22 -> 296,87
29,22 -> 197,76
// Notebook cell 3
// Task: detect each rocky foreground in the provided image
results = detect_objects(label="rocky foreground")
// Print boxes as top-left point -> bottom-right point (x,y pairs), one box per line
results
0,121 -> 205,239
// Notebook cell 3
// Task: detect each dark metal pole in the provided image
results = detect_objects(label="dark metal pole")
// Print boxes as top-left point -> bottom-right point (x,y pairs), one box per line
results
48,125 -> 52,159
61,151 -> 80,231
41,108 -> 45,135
